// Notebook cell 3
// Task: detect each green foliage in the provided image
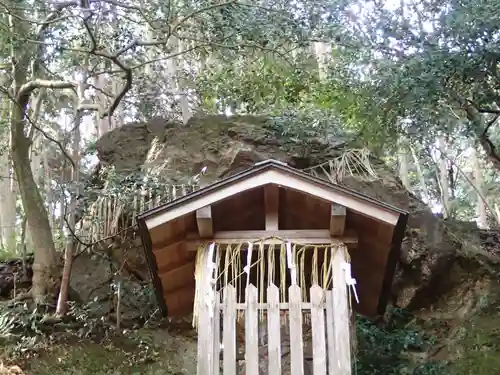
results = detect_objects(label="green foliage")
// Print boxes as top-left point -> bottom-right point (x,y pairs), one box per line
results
0,312 -> 15,342
354,310 -> 449,375
198,52 -> 321,114
319,0 -> 500,150
449,307 -> 500,375
0,244 -> 19,262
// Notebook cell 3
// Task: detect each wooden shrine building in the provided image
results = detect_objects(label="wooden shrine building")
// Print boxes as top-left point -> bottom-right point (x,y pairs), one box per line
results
136,159 -> 408,375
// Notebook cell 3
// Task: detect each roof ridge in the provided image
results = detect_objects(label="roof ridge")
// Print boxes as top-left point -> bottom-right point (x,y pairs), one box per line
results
253,159 -> 288,167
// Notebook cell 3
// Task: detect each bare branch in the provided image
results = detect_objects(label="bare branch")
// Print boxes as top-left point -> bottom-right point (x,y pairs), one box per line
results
86,83 -> 114,98
464,102 -> 500,172
17,79 -> 76,102
27,89 -> 46,140
435,145 -> 500,227
483,114 -> 499,137
468,100 -> 500,114
0,3 -> 76,26
171,0 -> 238,33
98,0 -> 151,18
131,43 -> 211,70
83,16 -> 98,52
0,85 -> 76,168
180,34 -> 294,63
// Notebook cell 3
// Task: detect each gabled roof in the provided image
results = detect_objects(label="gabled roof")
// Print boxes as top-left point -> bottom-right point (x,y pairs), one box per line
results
138,159 -> 408,229
136,159 -> 409,317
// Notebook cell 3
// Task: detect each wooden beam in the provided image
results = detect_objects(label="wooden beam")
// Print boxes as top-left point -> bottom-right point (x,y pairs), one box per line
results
264,184 -> 279,230
189,229 -> 350,240
330,203 -> 346,236
196,205 -> 213,238
184,229 -> 357,250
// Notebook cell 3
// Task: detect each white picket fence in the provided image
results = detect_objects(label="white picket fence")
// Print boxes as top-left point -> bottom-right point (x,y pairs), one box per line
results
197,283 -> 351,375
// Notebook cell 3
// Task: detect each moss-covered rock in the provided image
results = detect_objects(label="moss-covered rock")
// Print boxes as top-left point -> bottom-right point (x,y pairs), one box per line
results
85,114 -> 500,372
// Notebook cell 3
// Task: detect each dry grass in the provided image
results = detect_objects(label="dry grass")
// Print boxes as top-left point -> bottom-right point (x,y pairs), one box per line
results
0,363 -> 24,375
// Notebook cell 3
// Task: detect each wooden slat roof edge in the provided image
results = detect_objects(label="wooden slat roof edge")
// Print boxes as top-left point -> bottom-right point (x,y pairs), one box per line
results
136,159 -> 409,222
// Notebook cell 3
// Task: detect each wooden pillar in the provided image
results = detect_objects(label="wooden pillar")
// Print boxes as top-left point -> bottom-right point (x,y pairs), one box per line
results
196,205 -> 213,238
329,203 -> 346,236
264,184 -> 279,230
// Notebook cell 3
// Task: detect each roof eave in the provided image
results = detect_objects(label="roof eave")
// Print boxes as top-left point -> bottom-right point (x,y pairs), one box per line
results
376,211 -> 409,315
136,161 -> 408,226
136,217 -> 169,316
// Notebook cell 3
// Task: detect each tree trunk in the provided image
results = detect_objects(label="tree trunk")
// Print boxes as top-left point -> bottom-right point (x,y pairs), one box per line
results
8,1 -> 59,302
165,36 -> 192,124
94,75 -> 109,137
19,215 -> 28,278
26,91 -> 45,253
0,144 -> 17,252
56,96 -> 83,315
398,151 -> 410,190
437,136 -> 450,217
0,79 -> 17,252
471,149 -> 488,228
410,146 -> 429,202
313,41 -> 331,81
11,106 -> 59,303
56,231 -> 74,315
397,138 -> 411,191
464,103 -> 500,171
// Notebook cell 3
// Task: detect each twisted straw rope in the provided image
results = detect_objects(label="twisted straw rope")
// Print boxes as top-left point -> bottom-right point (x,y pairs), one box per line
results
193,238 -> 350,329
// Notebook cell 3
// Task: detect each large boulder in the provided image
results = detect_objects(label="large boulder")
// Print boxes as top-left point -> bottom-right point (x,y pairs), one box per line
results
89,114 -> 497,315
95,114 -> 351,180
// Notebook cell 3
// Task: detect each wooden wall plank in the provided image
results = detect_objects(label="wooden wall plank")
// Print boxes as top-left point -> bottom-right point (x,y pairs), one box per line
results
245,285 -> 259,375
212,187 -> 265,232
223,286 -> 237,375
158,261 -> 196,293
289,285 -> 304,375
156,252 -> 195,275
164,283 -> 196,317
267,284 -> 282,374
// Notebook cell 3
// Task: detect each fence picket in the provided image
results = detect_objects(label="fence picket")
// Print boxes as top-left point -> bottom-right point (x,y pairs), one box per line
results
223,286 -> 237,375
148,188 -> 154,209
197,249 -> 215,375
245,285 -> 259,375
199,283 -> 352,375
197,290 -> 210,375
267,284 -> 281,374
132,194 -> 138,225
289,284 -> 304,375
325,290 -> 336,375
332,251 -> 351,375
213,293 -> 221,375
310,285 -> 327,375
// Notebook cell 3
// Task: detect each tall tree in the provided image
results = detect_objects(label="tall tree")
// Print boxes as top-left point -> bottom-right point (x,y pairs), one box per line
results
319,0 -> 500,170
1,0 -> 341,302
